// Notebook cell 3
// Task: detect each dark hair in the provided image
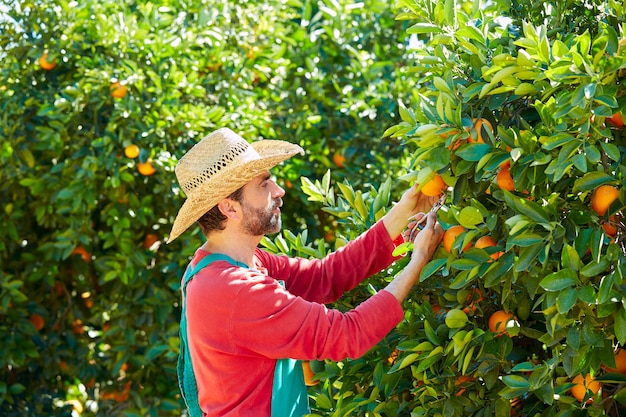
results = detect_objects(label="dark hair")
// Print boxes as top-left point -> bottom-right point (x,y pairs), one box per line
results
197,187 -> 244,236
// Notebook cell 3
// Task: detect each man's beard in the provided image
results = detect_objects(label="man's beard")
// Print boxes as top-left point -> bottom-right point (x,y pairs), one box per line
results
241,198 -> 282,236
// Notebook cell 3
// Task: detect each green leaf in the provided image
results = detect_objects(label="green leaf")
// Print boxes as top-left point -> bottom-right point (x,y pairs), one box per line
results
502,190 -> 551,223
514,243 -> 544,272
455,143 -> 491,162
573,171 -> 615,192
580,257 -> 610,277
502,375 -> 530,389
458,206 -> 483,228
420,258 -> 447,282
540,269 -> 578,291
407,22 -> 444,34
556,288 -> 578,313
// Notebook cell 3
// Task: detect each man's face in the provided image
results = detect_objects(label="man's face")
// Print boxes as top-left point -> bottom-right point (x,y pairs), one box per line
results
238,171 -> 285,236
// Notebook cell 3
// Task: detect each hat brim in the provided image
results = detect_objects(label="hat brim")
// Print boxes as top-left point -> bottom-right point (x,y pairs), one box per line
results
167,140 -> 303,243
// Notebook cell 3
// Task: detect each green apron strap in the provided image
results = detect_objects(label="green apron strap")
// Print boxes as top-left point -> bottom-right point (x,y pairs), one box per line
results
271,358 -> 310,417
271,280 -> 310,417
177,254 -> 247,417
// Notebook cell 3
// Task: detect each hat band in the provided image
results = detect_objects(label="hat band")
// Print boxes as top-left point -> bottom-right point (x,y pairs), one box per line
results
180,140 -> 251,193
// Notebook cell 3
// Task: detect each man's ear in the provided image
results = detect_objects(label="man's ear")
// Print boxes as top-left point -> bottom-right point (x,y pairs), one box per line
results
217,198 -> 242,220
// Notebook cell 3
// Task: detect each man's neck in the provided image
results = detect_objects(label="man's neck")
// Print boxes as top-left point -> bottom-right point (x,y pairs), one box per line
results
200,230 -> 262,268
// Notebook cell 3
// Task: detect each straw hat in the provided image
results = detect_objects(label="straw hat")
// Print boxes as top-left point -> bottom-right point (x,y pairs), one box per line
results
167,128 -> 303,243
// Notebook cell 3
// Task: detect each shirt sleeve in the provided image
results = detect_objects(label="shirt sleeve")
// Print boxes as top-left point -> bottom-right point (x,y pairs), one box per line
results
186,262 -> 404,362
255,219 -> 403,303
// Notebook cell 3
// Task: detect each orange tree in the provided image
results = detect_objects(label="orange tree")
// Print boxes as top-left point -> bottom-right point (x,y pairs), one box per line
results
284,0 -> 626,416
0,0 -> 414,415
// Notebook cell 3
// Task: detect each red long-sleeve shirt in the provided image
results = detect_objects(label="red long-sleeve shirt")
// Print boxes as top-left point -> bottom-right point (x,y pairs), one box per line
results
185,220 -> 405,416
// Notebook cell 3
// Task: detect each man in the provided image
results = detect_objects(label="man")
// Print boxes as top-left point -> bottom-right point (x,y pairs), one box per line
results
168,128 -> 444,417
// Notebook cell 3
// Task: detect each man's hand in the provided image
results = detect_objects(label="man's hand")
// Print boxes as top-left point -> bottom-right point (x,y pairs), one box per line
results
382,183 -> 444,241
385,210 -> 444,303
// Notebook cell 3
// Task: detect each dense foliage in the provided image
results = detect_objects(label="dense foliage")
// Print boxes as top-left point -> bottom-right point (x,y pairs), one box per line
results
0,0 -> 410,415
4,0 -> 626,416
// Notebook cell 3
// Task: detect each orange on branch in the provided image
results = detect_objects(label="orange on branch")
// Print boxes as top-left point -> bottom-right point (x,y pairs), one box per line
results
71,245 -> 91,263
468,118 -> 493,143
420,174 -> 447,196
124,144 -> 140,159
443,225 -> 470,253
29,313 -> 45,331
496,163 -> 515,191
607,112 -> 624,128
111,82 -> 128,99
474,235 -> 503,260
138,160 -> 156,176
143,233 -> 159,249
591,185 -> 619,216
605,348 -> 626,374
39,52 -> 57,70
488,310 -> 516,336
302,361 -> 318,386
333,151 -> 346,168
571,374 -> 600,403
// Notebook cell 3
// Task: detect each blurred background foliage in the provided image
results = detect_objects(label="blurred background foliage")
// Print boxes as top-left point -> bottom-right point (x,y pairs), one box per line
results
4,0 -> 626,416
0,0 -> 414,415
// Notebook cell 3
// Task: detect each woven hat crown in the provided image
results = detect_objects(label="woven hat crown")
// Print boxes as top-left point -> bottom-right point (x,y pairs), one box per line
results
167,128 -> 303,243
175,128 -> 259,196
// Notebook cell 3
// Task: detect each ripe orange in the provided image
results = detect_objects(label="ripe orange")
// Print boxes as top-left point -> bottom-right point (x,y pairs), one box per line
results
454,374 -> 474,396
39,52 -> 57,70
333,152 -> 346,168
29,313 -> 45,331
605,348 -> 626,374
143,233 -> 158,249
71,245 -> 91,263
443,225 -> 470,253
302,361 -> 318,386
474,236 -> 503,260
603,218 -> 618,237
496,163 -> 515,191
111,82 -> 128,99
591,185 -> 619,216
387,348 -> 399,365
468,118 -> 493,143
420,174 -> 447,196
488,310 -> 516,336
138,160 -> 156,176
124,144 -> 140,159
607,112 -> 624,128
571,374 -> 600,403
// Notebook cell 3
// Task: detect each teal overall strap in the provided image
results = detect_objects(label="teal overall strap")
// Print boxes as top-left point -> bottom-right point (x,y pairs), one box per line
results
271,281 -> 310,417
177,254 -> 246,417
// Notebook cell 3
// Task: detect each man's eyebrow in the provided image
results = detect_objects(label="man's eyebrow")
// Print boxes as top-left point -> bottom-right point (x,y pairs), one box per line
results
260,172 -> 271,182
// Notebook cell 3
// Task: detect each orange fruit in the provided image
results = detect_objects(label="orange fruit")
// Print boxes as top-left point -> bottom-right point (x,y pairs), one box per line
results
71,245 -> 91,263
29,313 -> 45,331
387,348 -> 399,365
143,233 -> 158,249
591,185 -> 619,216
443,225 -> 470,253
474,235 -> 503,260
138,160 -> 156,176
454,374 -> 474,397
496,163 -> 515,191
39,52 -> 57,70
302,361 -> 318,386
420,174 -> 447,196
333,152 -> 346,168
571,374 -> 600,403
603,218 -> 618,237
488,310 -> 516,336
124,144 -> 140,159
605,348 -> 626,374
607,112 -> 624,128
110,82 -> 128,99
468,118 -> 493,143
